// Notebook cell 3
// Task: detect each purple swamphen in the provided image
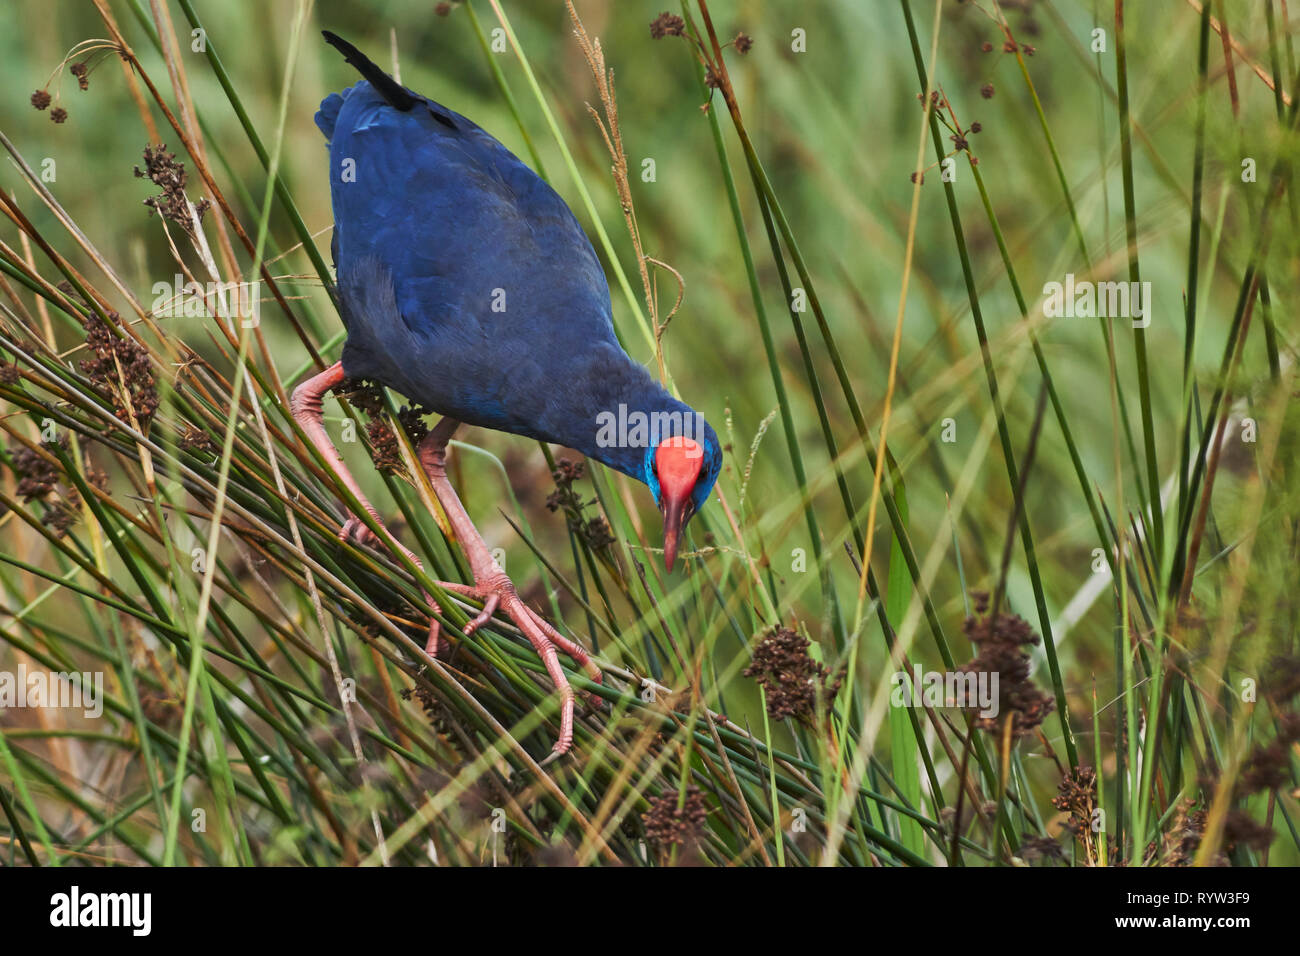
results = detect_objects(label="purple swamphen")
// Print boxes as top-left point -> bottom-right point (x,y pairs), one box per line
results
292,32 -> 721,756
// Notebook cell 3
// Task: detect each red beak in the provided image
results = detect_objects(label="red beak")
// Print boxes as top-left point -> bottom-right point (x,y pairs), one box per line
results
655,436 -> 704,572
660,488 -> 689,572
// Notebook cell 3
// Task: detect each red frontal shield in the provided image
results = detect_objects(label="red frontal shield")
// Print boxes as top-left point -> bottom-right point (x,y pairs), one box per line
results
656,436 -> 704,571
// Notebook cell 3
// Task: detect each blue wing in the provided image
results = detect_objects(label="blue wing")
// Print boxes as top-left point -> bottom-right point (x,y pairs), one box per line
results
316,81 -> 623,434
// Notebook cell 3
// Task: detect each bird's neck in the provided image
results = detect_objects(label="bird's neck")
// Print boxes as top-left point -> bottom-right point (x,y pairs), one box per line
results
548,366 -> 703,483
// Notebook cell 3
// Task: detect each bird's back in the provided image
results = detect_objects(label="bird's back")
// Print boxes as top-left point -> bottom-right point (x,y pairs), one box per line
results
317,80 -> 637,439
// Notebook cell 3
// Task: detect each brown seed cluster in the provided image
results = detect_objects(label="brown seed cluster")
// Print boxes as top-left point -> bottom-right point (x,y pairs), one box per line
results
400,686 -> 464,757
338,378 -> 384,416
139,686 -> 182,729
649,12 -> 686,39
85,455 -> 109,496
743,626 -> 841,723
41,494 -> 81,538
366,418 -> 403,475
546,457 -> 615,553
1052,765 -> 1097,838
1162,799 -> 1273,865
734,32 -> 753,54
1239,714 -> 1300,795
134,144 -> 210,234
5,442 -> 101,539
333,380 -> 430,478
1156,675 -> 1298,864
80,312 -> 159,430
30,89 -> 67,123
642,785 -> 707,848
961,592 -> 1054,737
1018,834 -> 1065,863
1263,654 -> 1300,704
1159,801 -> 1268,868
1222,811 -> 1274,854
396,404 -> 431,446
178,422 -> 216,455
31,49 -> 106,124
917,89 -> 948,110
10,444 -> 60,501
1161,799 -> 1207,865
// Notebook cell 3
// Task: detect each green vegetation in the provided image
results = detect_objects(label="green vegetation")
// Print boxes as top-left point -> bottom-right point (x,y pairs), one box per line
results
0,0 -> 1296,866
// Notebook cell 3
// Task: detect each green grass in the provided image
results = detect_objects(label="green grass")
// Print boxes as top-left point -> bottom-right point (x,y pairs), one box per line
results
0,0 -> 1297,866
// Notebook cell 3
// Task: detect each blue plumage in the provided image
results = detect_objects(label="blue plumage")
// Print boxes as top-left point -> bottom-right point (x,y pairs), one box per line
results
315,64 -> 720,513
296,32 -> 718,752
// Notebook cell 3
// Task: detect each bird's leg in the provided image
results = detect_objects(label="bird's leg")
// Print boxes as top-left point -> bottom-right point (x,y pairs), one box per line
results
291,362 -> 444,657
417,418 -> 604,758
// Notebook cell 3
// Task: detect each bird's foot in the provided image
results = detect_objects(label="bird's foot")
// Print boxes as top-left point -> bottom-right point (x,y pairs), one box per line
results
437,571 -> 604,759
338,515 -> 380,549
337,514 -> 445,659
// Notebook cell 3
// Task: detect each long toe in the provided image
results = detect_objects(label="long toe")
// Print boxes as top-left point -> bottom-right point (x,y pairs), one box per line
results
439,572 -> 589,758
524,606 -> 605,711
424,619 -> 445,660
462,592 -> 501,637
339,516 -> 380,548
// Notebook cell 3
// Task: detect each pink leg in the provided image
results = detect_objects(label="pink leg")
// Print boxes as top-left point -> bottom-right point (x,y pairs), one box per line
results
291,362 -> 444,657
417,419 -> 603,759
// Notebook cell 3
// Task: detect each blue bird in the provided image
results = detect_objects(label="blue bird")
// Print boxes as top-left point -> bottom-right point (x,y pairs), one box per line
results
292,32 -> 721,756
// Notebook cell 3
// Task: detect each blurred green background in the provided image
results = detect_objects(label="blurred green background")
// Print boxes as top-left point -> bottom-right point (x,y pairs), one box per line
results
2,0 -> 1297,864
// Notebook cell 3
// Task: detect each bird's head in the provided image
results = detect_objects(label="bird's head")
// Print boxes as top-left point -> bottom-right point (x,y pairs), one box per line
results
644,431 -> 721,572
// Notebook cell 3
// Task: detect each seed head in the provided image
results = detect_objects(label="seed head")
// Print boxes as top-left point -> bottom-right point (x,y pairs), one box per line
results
80,312 -> 159,429
642,786 -> 708,849
961,597 -> 1054,738
650,12 -> 686,39
743,626 -> 841,724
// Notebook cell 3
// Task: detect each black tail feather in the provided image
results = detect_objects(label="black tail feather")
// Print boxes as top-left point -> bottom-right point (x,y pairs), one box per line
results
322,30 -> 416,112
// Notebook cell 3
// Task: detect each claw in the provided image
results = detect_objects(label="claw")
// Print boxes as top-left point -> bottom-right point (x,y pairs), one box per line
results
537,745 -> 568,768
463,592 -> 500,636
430,573 -> 600,758
339,516 -> 380,548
